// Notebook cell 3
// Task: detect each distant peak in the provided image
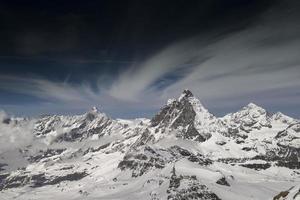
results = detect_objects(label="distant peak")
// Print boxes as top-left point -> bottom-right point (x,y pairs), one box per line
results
272,112 -> 294,122
245,102 -> 262,109
85,106 -> 107,121
274,111 -> 283,116
90,106 -> 99,113
238,102 -> 268,116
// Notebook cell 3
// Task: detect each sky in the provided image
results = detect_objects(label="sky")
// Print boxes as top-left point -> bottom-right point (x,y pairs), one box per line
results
0,0 -> 300,119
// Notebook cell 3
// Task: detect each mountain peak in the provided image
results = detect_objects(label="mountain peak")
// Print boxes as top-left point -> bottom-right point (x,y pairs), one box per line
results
151,89 -> 215,142
272,112 -> 296,124
90,106 -> 99,113
237,102 -> 267,118
243,103 -> 266,113
246,102 -> 260,109
178,89 -> 193,101
84,106 -> 106,121
221,101 -> 272,133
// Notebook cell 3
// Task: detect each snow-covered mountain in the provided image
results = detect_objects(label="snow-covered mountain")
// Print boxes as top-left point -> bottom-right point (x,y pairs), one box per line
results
0,90 -> 299,200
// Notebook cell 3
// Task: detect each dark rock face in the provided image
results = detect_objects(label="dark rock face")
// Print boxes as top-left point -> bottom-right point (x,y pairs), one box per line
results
118,158 -> 165,178
0,163 -> 8,171
169,145 -> 213,165
216,141 -> 226,146
217,157 -> 273,170
216,177 -> 230,186
168,167 -> 182,189
0,171 -> 88,190
217,157 -> 249,164
171,146 -> 191,157
219,145 -> 299,170
118,146 -> 165,177
30,173 -> 49,187
242,147 -> 253,151
275,144 -> 300,169
273,191 -> 289,200
276,160 -> 300,169
253,145 -> 300,169
167,167 -> 221,200
0,173 -> 10,186
57,124 -> 87,142
83,143 -> 111,155
118,145 -> 213,178
150,90 -> 208,142
31,172 -> 88,187
28,148 -> 66,163
131,128 -> 155,148
178,125 -> 206,142
181,89 -> 194,98
151,99 -> 195,128
240,163 -> 271,170
235,139 -> 245,144
2,118 -> 11,124
273,186 -> 300,200
171,101 -> 196,129
0,173 -> 29,190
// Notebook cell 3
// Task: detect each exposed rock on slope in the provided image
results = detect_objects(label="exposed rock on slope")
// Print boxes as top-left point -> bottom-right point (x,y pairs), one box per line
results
151,89 -> 221,142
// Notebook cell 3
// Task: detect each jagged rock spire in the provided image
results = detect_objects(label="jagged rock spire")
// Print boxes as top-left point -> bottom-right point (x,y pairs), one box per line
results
150,89 -> 214,142
179,89 -> 194,101
182,89 -> 193,97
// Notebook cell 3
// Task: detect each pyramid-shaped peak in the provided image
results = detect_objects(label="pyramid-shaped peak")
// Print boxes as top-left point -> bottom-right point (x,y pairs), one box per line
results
245,102 -> 264,110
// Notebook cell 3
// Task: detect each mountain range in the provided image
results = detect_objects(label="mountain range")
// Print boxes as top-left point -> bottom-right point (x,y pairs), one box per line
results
0,90 -> 299,200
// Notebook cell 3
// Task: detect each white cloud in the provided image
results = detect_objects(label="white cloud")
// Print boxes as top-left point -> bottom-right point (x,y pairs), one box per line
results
0,75 -> 100,103
106,9 -> 300,109
162,29 -> 300,101
107,38 -> 207,101
0,111 -> 35,154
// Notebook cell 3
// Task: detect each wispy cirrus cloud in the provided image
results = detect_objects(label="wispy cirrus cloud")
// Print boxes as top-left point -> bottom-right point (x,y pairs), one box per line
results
1,1 -> 300,118
0,75 -> 160,117
105,2 -> 300,112
0,110 -> 34,154
107,38 -> 210,101
0,75 -> 97,103
1,19 -> 300,118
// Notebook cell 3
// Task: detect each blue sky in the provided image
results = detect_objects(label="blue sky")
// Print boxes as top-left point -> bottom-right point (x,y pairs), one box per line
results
0,0 -> 300,119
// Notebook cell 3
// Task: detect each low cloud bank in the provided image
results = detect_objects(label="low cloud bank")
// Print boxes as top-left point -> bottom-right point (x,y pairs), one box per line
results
0,110 -> 35,154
